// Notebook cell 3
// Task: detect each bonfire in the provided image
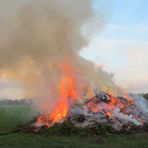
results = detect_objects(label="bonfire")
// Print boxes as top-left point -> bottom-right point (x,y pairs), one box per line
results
32,71 -> 148,132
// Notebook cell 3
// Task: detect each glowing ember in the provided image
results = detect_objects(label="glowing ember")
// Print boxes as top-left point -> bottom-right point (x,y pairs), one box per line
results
106,112 -> 112,118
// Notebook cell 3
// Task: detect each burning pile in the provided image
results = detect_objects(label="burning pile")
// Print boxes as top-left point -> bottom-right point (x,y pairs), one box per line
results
34,82 -> 148,131
27,0 -> 147,132
70,92 -> 148,131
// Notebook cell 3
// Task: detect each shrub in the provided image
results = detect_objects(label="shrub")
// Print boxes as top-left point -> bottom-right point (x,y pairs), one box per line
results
38,120 -> 115,136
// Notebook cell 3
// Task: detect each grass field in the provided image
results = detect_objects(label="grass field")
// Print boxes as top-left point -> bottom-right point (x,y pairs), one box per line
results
0,105 -> 148,148
0,105 -> 35,133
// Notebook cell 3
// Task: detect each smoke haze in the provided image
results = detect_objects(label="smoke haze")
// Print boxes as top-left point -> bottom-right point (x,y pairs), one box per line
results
0,0 -> 119,112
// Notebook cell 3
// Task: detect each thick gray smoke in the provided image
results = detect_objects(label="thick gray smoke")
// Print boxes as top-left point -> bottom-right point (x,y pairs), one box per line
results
0,0 -> 118,112
0,0 -> 92,65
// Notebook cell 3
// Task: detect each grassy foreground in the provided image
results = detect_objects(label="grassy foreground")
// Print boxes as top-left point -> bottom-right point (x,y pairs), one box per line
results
0,133 -> 148,148
0,105 -> 35,133
0,105 -> 148,148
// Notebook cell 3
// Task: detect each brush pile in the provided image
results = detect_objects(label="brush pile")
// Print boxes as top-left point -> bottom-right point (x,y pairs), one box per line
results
15,92 -> 148,135
70,92 -> 148,131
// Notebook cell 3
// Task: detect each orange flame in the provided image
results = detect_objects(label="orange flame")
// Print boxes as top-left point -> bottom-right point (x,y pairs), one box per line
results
106,112 -> 112,118
36,64 -> 77,127
50,76 -> 76,123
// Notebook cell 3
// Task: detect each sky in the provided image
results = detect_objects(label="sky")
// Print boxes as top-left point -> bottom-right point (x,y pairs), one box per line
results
0,0 -> 148,99
81,0 -> 148,93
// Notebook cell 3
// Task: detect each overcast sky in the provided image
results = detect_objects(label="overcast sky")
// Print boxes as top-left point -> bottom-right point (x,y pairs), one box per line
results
0,0 -> 148,99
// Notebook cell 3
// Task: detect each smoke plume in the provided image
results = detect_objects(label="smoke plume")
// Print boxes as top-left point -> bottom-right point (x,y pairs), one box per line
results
0,0 -> 118,112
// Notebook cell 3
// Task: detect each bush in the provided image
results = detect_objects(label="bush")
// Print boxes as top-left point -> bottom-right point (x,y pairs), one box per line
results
38,120 -> 115,136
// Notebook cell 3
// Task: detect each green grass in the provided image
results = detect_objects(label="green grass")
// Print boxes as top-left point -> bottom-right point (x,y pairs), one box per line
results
0,105 -> 148,148
0,105 -> 35,132
0,133 -> 148,148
